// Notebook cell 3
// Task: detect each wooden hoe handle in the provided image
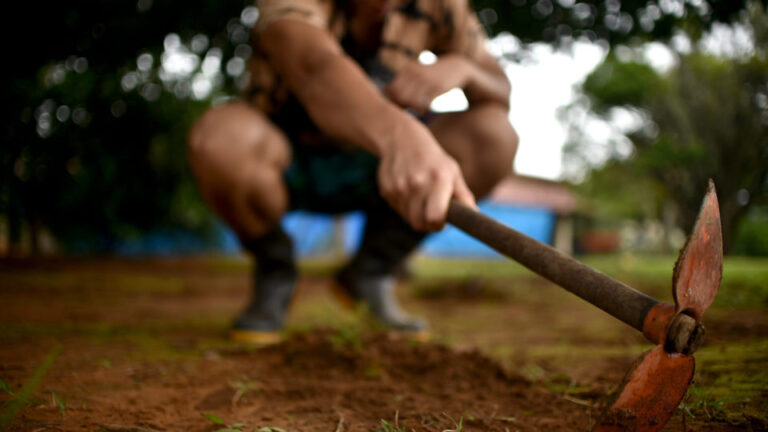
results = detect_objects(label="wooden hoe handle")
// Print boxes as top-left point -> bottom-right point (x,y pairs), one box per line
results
447,201 -> 663,337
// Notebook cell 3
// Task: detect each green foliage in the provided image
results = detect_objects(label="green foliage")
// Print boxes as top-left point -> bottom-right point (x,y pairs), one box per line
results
4,1 -> 250,252
582,58 -> 662,113
571,4 -> 768,253
574,159 -> 665,222
732,205 -> 768,256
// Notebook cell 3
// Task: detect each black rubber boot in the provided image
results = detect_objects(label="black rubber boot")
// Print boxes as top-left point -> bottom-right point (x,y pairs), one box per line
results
231,227 -> 297,344
336,270 -> 428,332
335,207 -> 429,334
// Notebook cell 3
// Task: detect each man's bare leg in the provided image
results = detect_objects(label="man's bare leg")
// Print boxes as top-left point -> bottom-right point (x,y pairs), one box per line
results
429,102 -> 519,198
188,102 -> 292,238
188,102 -> 295,343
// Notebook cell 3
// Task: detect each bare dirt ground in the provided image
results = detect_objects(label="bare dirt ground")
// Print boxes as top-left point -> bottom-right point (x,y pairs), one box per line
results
0,257 -> 766,431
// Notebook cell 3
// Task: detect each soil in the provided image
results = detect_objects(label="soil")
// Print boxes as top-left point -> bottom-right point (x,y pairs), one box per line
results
0,258 -> 764,431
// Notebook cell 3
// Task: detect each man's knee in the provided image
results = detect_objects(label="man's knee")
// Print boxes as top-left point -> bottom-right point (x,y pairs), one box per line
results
187,103 -> 229,156
464,103 -> 519,181
187,102 -> 292,170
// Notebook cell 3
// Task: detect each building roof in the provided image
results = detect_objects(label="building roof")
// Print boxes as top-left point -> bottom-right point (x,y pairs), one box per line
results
488,174 -> 576,215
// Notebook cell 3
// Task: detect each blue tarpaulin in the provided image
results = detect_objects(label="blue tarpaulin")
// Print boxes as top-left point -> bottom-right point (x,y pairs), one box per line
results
281,201 -> 555,258
114,201 -> 555,258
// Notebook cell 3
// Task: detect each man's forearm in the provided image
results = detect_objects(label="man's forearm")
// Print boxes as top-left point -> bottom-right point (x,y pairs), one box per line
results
291,52 -> 412,157
462,56 -> 511,109
262,21 -> 414,157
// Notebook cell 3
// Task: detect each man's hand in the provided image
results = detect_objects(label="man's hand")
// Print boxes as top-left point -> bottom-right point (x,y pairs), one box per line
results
385,54 -> 471,113
377,118 -> 476,231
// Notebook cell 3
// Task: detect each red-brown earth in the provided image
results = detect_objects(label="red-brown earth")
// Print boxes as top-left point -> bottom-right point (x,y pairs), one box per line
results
0,258 -> 765,431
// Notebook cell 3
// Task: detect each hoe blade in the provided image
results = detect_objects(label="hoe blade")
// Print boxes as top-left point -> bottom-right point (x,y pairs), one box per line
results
595,345 -> 695,432
672,179 -> 723,321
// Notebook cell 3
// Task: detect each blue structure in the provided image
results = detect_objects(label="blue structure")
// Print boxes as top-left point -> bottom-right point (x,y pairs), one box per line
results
113,200 -> 556,258
419,202 -> 555,258
112,224 -> 241,256
281,200 -> 555,259
281,211 -> 366,257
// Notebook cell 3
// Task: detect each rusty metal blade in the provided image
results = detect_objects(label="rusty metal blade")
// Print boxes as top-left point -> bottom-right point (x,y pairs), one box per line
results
672,179 -> 723,321
594,345 -> 695,432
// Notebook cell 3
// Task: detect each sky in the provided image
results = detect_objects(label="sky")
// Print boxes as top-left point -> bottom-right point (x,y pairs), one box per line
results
504,41 -> 606,180
430,39 -> 607,181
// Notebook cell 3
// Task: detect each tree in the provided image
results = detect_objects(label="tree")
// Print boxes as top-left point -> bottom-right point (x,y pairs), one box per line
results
566,3 -> 768,252
3,1 -> 251,252
473,0 -> 757,47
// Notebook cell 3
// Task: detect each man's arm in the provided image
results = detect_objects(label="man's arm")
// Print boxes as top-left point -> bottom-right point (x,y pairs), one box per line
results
259,20 -> 476,231
386,51 -> 510,112
463,51 -> 511,107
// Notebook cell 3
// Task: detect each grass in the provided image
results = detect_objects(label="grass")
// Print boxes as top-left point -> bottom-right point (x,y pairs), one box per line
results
50,391 -> 66,414
378,417 -> 405,432
0,345 -> 61,429
201,412 -> 249,432
686,340 -> 768,424
410,254 -> 768,309
441,413 -> 464,431
1,271 -> 187,294
328,325 -> 364,352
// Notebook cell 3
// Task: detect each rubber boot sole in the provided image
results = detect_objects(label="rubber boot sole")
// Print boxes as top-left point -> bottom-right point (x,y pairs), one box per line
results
230,329 -> 283,346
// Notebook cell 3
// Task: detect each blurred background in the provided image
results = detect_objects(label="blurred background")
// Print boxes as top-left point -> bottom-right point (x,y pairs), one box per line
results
2,0 -> 767,258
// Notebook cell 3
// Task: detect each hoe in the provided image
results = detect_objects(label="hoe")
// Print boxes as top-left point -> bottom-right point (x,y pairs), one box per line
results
446,180 -> 722,431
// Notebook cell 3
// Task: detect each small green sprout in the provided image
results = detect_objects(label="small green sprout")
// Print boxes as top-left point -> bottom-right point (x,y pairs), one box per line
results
441,413 -> 463,432
378,419 -> 405,432
51,391 -> 66,414
200,412 -> 247,432
328,326 -> 364,352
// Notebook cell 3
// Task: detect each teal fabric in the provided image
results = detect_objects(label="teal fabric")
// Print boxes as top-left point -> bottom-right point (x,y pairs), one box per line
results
284,145 -> 381,214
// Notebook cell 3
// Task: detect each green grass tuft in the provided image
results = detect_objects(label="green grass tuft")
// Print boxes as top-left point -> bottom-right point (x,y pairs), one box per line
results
0,345 -> 61,429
